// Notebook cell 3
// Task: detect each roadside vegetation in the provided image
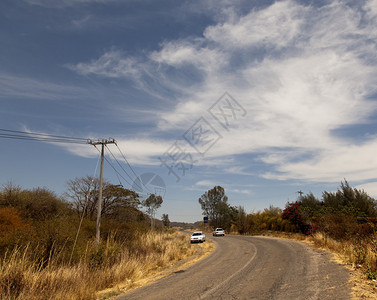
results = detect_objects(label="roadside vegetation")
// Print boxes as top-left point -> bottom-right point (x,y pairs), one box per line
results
2,179 -> 377,298
199,182 -> 377,282
0,180 -> 195,299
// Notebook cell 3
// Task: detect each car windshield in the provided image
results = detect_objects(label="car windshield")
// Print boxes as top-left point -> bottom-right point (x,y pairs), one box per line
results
192,233 -> 202,236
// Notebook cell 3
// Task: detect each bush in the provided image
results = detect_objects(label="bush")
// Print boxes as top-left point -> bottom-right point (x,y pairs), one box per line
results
0,207 -> 32,254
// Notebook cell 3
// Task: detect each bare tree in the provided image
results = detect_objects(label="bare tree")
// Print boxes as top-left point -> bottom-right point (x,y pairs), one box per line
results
65,176 -> 100,218
65,176 -> 140,219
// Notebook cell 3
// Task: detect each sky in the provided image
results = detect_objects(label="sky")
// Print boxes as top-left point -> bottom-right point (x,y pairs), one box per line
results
1,0 -> 377,223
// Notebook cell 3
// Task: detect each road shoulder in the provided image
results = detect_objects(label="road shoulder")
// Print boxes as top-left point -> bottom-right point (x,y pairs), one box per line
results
97,238 -> 215,300
259,232 -> 377,300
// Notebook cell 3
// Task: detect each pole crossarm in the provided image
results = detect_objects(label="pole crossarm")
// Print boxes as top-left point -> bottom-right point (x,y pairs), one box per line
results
87,138 -> 116,146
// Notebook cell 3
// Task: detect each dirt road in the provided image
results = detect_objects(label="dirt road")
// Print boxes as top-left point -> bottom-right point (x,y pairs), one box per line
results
115,235 -> 352,299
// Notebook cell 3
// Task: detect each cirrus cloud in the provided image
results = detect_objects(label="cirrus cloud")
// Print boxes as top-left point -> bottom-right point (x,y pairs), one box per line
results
68,0 -> 377,184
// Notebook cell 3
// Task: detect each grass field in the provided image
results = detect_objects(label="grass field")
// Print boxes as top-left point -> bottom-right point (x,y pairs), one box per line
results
0,230 -> 198,300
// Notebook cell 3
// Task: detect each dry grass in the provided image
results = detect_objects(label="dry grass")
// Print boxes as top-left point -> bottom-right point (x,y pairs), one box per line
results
98,236 -> 215,299
307,232 -> 377,273
307,232 -> 377,299
261,231 -> 377,299
0,230 -> 197,300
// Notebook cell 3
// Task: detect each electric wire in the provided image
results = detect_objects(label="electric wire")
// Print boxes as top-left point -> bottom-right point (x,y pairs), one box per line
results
114,143 -> 148,193
0,128 -> 88,140
0,128 -> 88,144
105,144 -> 142,190
115,142 -> 140,182
1,128 -> 143,193
92,145 -> 133,188
106,147 -> 123,186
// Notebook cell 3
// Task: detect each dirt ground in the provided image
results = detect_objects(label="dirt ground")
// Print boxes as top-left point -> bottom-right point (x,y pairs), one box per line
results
349,267 -> 377,299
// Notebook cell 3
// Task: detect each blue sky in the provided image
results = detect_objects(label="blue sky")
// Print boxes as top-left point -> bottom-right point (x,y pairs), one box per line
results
1,0 -> 377,222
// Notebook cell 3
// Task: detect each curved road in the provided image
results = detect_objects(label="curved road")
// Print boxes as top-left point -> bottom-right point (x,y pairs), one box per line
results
116,235 -> 352,300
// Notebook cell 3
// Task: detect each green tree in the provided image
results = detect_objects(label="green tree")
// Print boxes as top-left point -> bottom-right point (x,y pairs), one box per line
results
1,183 -> 69,221
142,194 -> 163,229
198,186 -> 231,228
235,206 -> 249,234
322,180 -> 377,218
298,192 -> 322,220
162,213 -> 170,227
101,184 -> 140,216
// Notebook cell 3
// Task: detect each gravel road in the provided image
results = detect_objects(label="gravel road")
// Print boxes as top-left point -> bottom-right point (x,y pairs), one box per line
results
115,235 -> 352,300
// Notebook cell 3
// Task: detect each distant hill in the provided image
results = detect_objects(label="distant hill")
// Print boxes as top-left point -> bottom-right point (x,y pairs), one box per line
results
170,221 -> 202,230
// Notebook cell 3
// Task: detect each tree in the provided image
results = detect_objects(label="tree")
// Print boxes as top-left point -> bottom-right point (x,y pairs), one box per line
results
142,194 -> 163,229
235,206 -> 249,234
0,181 -> 22,208
198,186 -> 230,228
162,214 -> 170,228
65,176 -> 140,219
299,192 -> 322,219
65,176 -> 100,218
322,180 -> 377,218
1,183 -> 68,221
282,201 -> 310,234
101,184 -> 140,216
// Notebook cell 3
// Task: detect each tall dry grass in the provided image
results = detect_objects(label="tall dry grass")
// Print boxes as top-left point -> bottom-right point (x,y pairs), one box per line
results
308,232 -> 377,279
0,230 -> 195,300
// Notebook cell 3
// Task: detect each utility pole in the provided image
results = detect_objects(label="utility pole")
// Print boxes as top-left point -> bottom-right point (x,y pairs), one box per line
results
88,138 -> 116,247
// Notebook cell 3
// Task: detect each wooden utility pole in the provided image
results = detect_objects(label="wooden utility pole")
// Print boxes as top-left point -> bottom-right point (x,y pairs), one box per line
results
88,139 -> 116,247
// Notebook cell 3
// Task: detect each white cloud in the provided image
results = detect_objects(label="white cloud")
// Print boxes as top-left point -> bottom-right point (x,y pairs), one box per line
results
63,137 -> 175,165
67,50 -> 141,79
365,0 -> 377,20
24,0 -> 118,8
355,181 -> 377,198
195,180 -> 219,187
150,40 -> 226,73
68,1 -> 377,184
195,180 -> 252,195
224,166 -> 253,176
228,188 -> 251,195
71,15 -> 92,28
262,139 -> 377,183
203,0 -> 305,50
0,73 -> 86,100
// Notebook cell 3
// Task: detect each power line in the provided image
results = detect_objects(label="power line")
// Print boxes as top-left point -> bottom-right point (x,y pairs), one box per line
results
0,128 -> 88,144
0,128 -> 87,140
0,134 -> 87,144
105,144 -> 142,190
1,128 -> 141,190
114,142 -> 147,193
92,144 -> 134,188
115,142 -> 140,181
104,155 -> 134,188
105,146 -> 124,186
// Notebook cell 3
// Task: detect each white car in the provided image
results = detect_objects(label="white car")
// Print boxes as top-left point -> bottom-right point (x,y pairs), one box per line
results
213,228 -> 225,236
190,231 -> 206,243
